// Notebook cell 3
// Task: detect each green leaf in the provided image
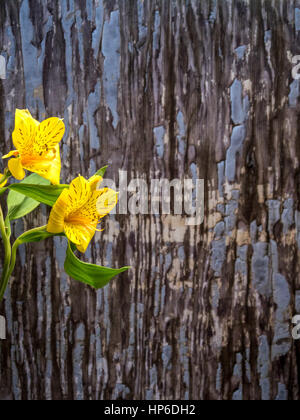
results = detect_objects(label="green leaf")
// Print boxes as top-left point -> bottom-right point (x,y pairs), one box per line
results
7,174 -> 51,221
7,183 -> 68,207
95,166 -> 108,178
15,226 -> 64,245
64,241 -> 130,290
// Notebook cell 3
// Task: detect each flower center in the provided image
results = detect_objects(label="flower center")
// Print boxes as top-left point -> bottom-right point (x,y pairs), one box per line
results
65,215 -> 90,225
21,149 -> 56,166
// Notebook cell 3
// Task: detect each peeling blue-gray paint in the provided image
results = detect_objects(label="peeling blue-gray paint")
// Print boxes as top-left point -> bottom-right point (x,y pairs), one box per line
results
251,243 -> 271,297
282,198 -> 294,234
163,252 -> 172,275
231,190 -> 240,201
211,281 -> 220,310
102,11 -> 120,128
230,80 -> 248,125
217,161 -> 225,197
246,349 -> 251,382
76,11 -> 85,70
20,0 -> 50,112
178,246 -> 185,262
233,353 -> 242,378
296,212 -> 300,249
153,11 -> 160,51
216,363 -> 222,392
4,110 -> 14,146
154,125 -> 165,158
105,242 -> 113,267
235,45 -> 246,60
289,79 -> 299,108
86,0 -> 93,22
295,291 -> 300,313
92,2 -> 103,60
214,222 -> 225,239
190,163 -> 198,205
233,387 -> 243,400
211,238 -> 226,277
62,107 -> 71,164
257,335 -> 270,400
79,124 -> 85,157
276,383 -> 288,400
225,199 -> 238,234
103,285 -> 111,344
147,365 -> 157,399
272,273 -> 291,360
179,326 -> 190,398
250,220 -> 258,242
264,30 -> 272,44
145,389 -> 153,400
113,383 -> 131,399
88,80 -> 101,148
209,0 -> 217,24
226,78 -> 249,181
237,245 -> 247,261
89,158 -> 97,177
235,245 -> 248,277
267,200 -> 280,232
217,203 -> 225,214
138,0 -> 147,40
270,240 -> 278,274
273,273 -> 290,311
177,111 -> 185,137
177,111 -> 186,155
154,274 -> 161,318
5,26 -> 16,74
62,0 -> 75,105
54,236 -> 67,271
225,125 -> 246,181
190,162 -> 197,182
73,323 -> 85,400
295,8 -> 300,32
178,139 -> 186,156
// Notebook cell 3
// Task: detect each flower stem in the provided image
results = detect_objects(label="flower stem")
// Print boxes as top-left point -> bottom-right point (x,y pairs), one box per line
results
0,226 -> 49,302
0,205 -> 11,302
0,240 -> 18,302
0,170 -> 11,187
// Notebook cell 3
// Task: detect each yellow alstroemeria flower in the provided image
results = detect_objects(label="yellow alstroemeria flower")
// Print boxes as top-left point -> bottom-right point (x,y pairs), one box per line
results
0,173 -> 7,188
47,175 -> 118,253
2,109 -> 65,184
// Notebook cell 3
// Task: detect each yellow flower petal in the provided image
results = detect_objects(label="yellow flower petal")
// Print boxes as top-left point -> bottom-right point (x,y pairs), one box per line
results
8,157 -> 25,180
15,109 -> 39,127
96,188 -> 118,217
22,144 -> 61,185
70,190 -> 102,226
0,173 -> 7,188
66,176 -> 91,215
33,117 -> 65,155
44,144 -> 61,185
47,188 -> 70,234
88,175 -> 103,191
64,223 -> 97,253
12,109 -> 39,154
2,150 -> 19,159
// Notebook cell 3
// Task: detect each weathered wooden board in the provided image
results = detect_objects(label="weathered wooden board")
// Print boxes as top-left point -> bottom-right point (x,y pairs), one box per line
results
0,0 -> 300,400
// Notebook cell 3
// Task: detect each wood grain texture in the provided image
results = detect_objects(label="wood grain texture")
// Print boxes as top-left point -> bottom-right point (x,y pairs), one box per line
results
0,0 -> 300,400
